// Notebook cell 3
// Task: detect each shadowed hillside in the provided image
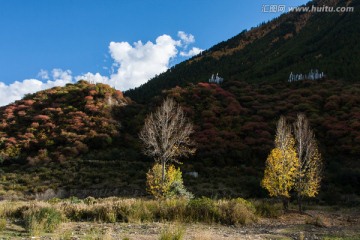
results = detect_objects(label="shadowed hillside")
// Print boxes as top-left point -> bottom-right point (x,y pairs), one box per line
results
126,0 -> 360,103
118,79 -> 360,201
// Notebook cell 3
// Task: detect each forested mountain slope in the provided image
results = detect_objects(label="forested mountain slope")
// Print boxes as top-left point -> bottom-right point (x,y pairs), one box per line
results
126,0 -> 360,103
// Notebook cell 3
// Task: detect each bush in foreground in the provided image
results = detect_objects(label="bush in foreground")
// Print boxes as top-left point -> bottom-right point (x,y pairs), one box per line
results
21,202 -> 64,235
253,199 -> 283,218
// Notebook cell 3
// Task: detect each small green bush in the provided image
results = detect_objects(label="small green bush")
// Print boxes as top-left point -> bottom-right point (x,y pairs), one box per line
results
254,200 -> 282,218
234,198 -> 256,213
187,197 -> 219,223
23,206 -> 63,234
147,164 -> 192,200
167,180 -> 194,200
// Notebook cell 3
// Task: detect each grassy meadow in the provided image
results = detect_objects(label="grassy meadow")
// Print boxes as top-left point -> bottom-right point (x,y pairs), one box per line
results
0,197 -> 359,239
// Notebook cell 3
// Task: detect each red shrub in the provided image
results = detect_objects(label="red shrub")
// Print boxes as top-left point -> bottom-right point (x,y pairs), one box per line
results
33,115 -> 50,121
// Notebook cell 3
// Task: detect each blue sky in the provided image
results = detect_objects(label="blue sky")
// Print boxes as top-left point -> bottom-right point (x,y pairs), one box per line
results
0,0 -> 308,105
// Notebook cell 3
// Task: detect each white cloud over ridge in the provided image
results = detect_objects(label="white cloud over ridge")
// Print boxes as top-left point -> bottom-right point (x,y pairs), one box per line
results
0,69 -> 73,106
108,34 -> 181,90
0,31 -> 203,106
178,31 -> 195,45
180,47 -> 203,57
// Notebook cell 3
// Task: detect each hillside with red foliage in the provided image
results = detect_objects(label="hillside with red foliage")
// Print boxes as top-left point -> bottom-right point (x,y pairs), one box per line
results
0,80 -> 129,164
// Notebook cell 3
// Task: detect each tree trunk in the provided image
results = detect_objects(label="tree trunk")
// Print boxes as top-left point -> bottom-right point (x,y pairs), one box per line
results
161,161 -> 166,182
298,195 -> 303,213
282,197 -> 289,211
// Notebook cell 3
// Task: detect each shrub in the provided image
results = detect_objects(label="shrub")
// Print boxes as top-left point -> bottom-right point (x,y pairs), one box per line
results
187,197 -> 219,223
0,201 -> 25,219
61,202 -> 87,221
147,164 -> 193,199
158,199 -> 187,222
128,200 -> 155,223
234,198 -> 256,213
93,204 -> 117,223
254,200 -> 283,218
167,180 -> 194,200
23,205 -> 64,234
119,199 -> 156,223
218,198 -> 257,225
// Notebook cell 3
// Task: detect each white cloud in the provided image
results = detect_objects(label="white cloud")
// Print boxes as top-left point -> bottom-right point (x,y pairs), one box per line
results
178,31 -> 202,57
108,34 -> 181,90
178,31 -> 195,45
0,69 -> 73,106
51,69 -> 72,82
0,31 -> 202,106
180,47 -> 203,57
76,72 -> 109,84
38,69 -> 49,80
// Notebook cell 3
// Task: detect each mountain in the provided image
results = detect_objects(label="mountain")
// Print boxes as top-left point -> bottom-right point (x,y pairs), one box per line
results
1,0 -> 359,202
126,0 -> 360,103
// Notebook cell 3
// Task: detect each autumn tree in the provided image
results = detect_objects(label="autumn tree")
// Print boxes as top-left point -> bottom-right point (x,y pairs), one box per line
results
0,137 -> 20,163
146,163 -> 193,199
139,97 -> 196,182
262,116 -> 299,210
293,113 -> 322,212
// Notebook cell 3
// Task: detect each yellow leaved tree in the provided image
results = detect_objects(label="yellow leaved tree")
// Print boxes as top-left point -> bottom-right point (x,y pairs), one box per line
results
146,163 -> 193,199
261,116 -> 299,210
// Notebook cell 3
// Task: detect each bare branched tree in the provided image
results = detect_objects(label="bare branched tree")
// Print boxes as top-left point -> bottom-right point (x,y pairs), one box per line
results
293,113 -> 322,212
275,116 -> 293,151
139,98 -> 196,182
